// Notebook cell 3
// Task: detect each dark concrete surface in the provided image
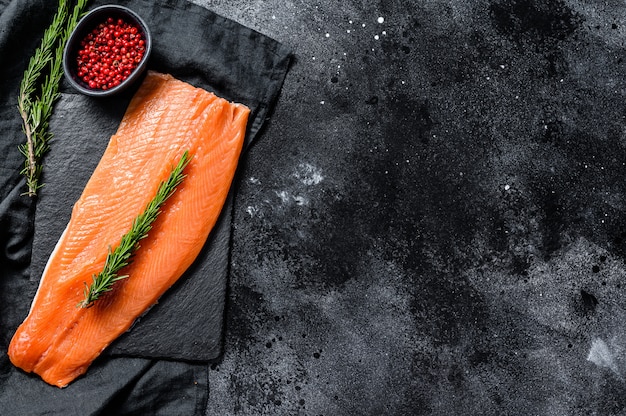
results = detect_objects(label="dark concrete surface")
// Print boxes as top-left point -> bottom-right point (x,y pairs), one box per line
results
193,0 -> 626,414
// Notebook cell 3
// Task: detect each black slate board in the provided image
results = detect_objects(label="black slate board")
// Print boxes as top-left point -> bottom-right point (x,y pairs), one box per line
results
32,0 -> 290,361
0,0 -> 290,412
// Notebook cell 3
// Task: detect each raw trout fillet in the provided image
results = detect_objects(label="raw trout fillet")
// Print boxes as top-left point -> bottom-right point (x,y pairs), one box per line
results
8,71 -> 250,387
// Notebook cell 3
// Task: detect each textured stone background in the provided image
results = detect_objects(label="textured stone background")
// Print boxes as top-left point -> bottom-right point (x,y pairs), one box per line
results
193,0 -> 626,414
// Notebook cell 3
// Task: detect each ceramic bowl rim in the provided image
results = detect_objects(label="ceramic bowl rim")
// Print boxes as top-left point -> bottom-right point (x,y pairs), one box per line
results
62,4 -> 152,97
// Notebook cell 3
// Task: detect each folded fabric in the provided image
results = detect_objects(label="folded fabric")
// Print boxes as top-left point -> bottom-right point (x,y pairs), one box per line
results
0,0 -> 290,412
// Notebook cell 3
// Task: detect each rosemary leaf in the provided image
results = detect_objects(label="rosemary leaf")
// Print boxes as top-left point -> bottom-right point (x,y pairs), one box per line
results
79,151 -> 192,308
19,0 -> 90,196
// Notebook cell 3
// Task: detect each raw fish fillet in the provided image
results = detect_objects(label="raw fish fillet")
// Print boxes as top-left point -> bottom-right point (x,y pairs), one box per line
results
8,71 -> 249,387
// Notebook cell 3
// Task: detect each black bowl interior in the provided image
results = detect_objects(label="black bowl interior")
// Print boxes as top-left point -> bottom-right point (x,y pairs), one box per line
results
63,5 -> 151,97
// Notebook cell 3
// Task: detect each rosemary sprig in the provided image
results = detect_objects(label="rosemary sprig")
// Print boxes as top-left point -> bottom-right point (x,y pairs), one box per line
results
79,151 -> 192,308
18,0 -> 90,196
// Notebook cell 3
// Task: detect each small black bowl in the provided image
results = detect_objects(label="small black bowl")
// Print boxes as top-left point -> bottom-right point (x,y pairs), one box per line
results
63,5 -> 152,97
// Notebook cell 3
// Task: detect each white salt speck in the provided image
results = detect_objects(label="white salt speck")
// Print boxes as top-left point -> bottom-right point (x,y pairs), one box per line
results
349,20 -> 353,24
362,23 -> 366,27
325,33 -> 330,37
312,56 -> 316,60
378,16 -> 384,24
504,184 -> 510,191
275,191 -> 290,204
401,80 -> 405,84
382,30 -> 387,35
320,100 -> 325,105
293,195 -> 308,206
347,29 -> 351,33
272,15 -> 276,19
499,64 -> 505,69
294,163 -> 324,185
374,34 -> 379,40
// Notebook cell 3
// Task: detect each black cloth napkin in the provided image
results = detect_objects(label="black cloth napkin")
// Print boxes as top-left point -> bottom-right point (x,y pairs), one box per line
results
0,0 -> 290,413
